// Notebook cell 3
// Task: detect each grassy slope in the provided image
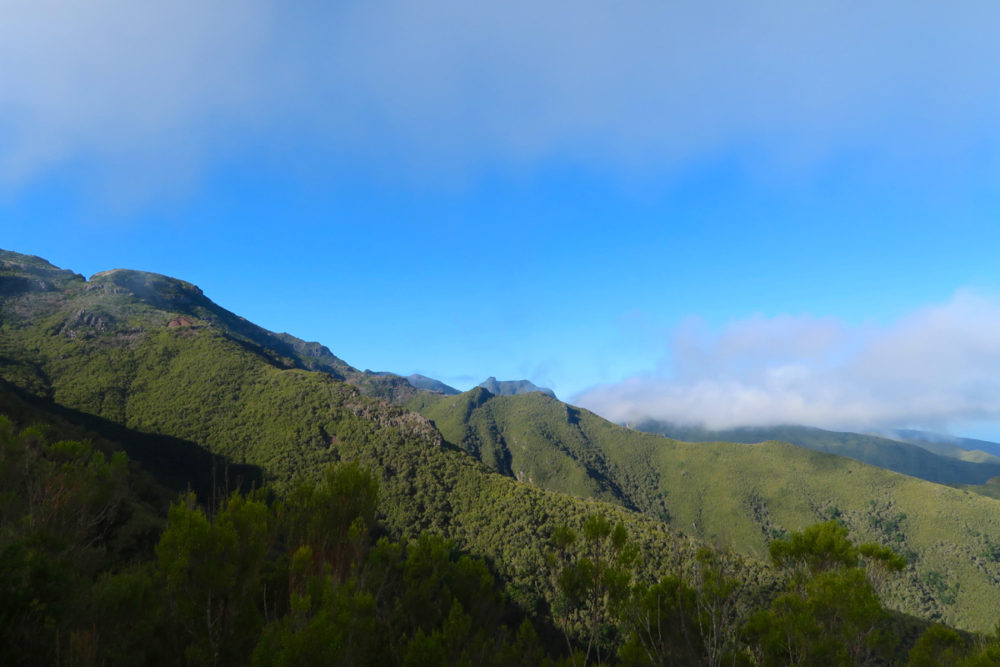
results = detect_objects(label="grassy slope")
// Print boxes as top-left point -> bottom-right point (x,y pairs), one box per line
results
408,390 -> 1000,632
961,478 -> 1000,500
634,421 -> 1000,486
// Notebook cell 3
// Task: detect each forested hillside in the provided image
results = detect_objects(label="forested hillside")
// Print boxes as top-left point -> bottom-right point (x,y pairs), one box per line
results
407,376 -> 1000,632
0,251 -> 729,623
12,411 -> 995,665
4,249 -> 1000,665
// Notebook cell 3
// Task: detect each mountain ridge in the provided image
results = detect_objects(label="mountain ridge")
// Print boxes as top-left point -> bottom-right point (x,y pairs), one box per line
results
478,376 -> 556,398
883,428 -> 1000,462
631,420 -> 1000,487
0,248 -> 716,628
407,389 -> 1000,631
3,248 -> 1000,632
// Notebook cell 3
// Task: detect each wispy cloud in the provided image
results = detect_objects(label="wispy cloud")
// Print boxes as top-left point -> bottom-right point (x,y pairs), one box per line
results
3,2 -> 1000,200
0,0 -> 274,197
574,292 -> 1000,433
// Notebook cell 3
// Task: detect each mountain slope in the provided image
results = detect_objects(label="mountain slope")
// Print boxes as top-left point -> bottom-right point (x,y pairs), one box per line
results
406,373 -> 460,394
0,250 -> 417,403
4,249 -> 999,632
633,421 -> 1000,486
0,250 -> 723,619
886,428 -> 1000,463
408,389 -> 1000,631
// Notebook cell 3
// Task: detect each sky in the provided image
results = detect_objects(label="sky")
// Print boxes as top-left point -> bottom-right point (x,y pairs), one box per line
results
6,1 -> 1000,439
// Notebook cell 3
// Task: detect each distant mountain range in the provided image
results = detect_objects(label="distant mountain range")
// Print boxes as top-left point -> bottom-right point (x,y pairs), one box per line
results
629,421 -> 1000,486
403,373 -> 461,395
364,372 -> 554,398
3,248 -> 1000,637
881,428 -> 1000,462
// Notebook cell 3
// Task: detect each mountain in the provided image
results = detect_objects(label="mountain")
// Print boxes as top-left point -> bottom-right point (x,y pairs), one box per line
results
0,252 -> 420,405
4,248 -> 1000,636
407,390 -> 1000,631
478,376 -> 556,398
405,373 -> 461,394
884,428 -> 1000,463
0,250 -> 703,618
364,371 -> 460,395
631,421 -> 1000,487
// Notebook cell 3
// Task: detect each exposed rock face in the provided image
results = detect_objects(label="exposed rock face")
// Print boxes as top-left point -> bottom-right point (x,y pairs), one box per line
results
60,309 -> 115,336
167,316 -> 199,328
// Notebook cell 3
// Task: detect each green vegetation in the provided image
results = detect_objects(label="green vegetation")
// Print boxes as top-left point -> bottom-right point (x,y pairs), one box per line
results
548,514 -> 637,663
6,414 -> 1000,665
634,421 -> 1000,486
5,248 -> 1000,661
744,522 -> 903,665
0,418 -> 555,665
0,251 -> 728,640
0,415 -> 165,664
408,390 -> 1000,631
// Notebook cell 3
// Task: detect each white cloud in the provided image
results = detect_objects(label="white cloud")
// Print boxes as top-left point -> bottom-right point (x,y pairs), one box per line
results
574,291 -> 1000,433
3,1 -> 1000,198
0,0 -> 275,195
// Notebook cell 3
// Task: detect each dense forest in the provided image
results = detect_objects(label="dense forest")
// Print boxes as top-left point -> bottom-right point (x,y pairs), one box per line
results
3,249 -> 1000,665
5,416 -> 1000,666
406,390 -> 1000,631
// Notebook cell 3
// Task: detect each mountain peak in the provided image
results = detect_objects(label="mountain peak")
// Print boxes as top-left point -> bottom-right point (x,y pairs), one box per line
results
478,376 -> 556,399
1,249 -> 85,295
89,269 -> 205,310
405,374 -> 460,395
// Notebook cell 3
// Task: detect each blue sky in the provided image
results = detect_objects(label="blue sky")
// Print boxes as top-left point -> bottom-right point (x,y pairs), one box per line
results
6,1 -> 1000,438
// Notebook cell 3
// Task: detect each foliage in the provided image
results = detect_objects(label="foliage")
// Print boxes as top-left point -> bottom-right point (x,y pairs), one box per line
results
4,248 -> 1000,651
744,523 -> 902,666
0,420 -> 555,665
619,574 -> 705,666
4,415 -> 999,666
408,390 -> 1000,632
548,514 -> 638,664
157,491 -> 273,664
635,421 -> 1000,487
907,624 -> 966,667
0,414 -> 163,665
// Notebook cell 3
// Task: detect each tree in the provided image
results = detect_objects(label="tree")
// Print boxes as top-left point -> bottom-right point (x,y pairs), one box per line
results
907,624 -> 966,667
620,547 -> 745,667
253,463 -> 383,667
157,491 -> 273,665
956,620 -> 1000,667
283,462 -> 378,581
549,514 -> 638,665
744,522 -> 902,666
619,574 -> 704,666
0,419 -> 134,665
692,548 -> 744,667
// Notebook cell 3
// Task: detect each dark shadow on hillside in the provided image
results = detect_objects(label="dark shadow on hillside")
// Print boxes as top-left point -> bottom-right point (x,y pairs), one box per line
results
0,380 -> 264,503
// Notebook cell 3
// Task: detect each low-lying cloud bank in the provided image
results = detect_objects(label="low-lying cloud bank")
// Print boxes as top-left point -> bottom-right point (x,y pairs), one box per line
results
574,292 -> 1000,434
